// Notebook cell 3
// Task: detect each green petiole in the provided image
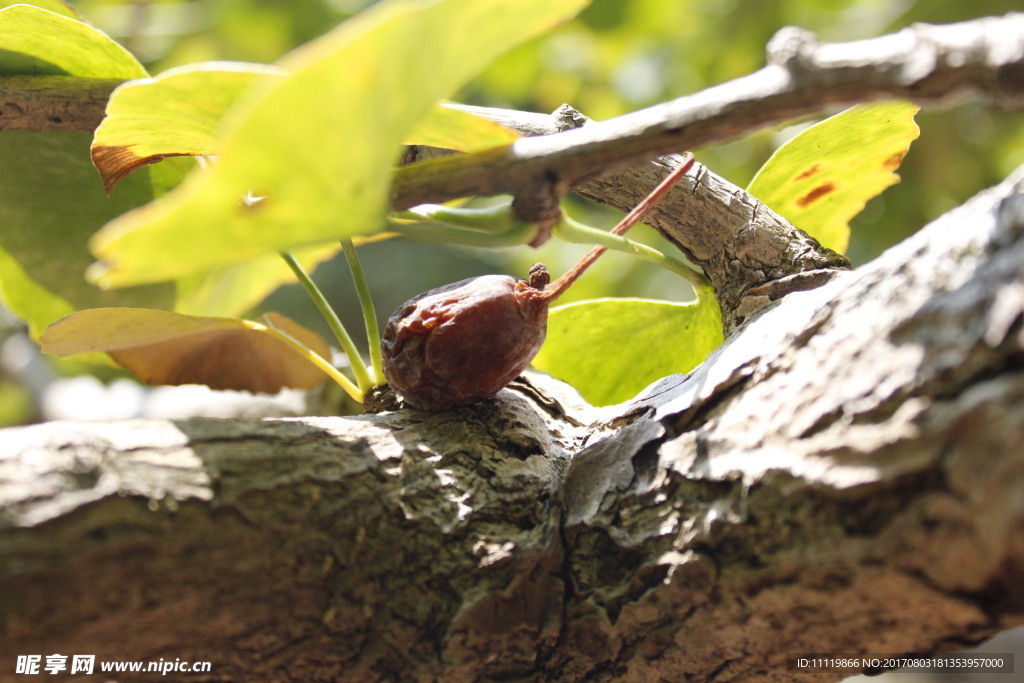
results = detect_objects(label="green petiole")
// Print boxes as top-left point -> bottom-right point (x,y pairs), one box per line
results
386,219 -> 540,248
246,317 -> 363,402
394,202 -> 520,233
279,250 -> 374,394
341,239 -> 385,386
391,201 -> 540,248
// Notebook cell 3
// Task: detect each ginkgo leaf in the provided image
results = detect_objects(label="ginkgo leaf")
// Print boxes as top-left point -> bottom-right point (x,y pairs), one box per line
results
88,0 -> 590,288
40,308 -> 331,393
92,62 -> 282,193
747,100 -> 920,254
0,5 -> 184,343
532,291 -> 723,407
405,103 -> 520,152
0,4 -> 145,78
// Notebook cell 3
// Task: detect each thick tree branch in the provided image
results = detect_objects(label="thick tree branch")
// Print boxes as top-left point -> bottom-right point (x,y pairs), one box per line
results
551,164 -> 1024,681
2,165 -> 1023,681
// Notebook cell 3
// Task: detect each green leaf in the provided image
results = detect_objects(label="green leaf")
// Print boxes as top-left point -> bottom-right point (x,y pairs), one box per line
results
747,100 -> 920,254
0,4 -> 145,78
0,132 -> 183,339
89,61 -> 351,318
89,0 -> 590,288
40,308 -> 331,393
91,62 -> 283,193
405,103 -> 520,152
532,288 -> 723,407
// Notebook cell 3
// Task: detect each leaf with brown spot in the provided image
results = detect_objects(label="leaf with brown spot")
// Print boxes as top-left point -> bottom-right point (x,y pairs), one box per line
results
40,308 -> 331,393
748,101 -> 920,254
91,145 -> 173,194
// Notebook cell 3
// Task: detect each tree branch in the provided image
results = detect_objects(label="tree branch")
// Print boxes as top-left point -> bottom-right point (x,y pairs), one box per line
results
551,164 -> 1024,681
392,12 -> 1024,211
2,164 -> 1023,681
0,76 -> 120,131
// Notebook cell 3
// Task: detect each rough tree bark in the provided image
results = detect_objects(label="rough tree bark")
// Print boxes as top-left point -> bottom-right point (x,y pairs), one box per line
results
2,13 -> 1024,683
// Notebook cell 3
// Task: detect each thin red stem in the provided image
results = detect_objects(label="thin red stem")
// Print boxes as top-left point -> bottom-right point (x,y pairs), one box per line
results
541,151 -> 696,303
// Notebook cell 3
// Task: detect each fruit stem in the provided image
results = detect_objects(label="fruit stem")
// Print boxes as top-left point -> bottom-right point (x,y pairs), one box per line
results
279,250 -> 374,393
541,152 -> 696,303
245,318 -> 363,402
341,239 -> 386,386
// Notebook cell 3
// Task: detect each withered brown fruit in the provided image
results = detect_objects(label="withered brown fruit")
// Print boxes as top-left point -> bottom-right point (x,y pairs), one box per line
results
381,265 -> 550,411
381,152 -> 695,411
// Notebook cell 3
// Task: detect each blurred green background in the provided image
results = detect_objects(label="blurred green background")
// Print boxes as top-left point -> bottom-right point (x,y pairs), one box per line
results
2,0 -> 1023,424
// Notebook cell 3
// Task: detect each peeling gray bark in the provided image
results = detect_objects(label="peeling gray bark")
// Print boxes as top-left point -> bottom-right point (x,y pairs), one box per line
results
551,166 -> 1024,681
2,166 -> 1023,681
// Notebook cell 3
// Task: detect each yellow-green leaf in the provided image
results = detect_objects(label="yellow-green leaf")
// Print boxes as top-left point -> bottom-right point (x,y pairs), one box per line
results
532,289 -> 723,407
0,4 -> 145,78
405,103 -> 520,152
40,308 -> 331,393
747,100 -> 920,254
88,0 -> 590,288
92,62 -> 282,193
